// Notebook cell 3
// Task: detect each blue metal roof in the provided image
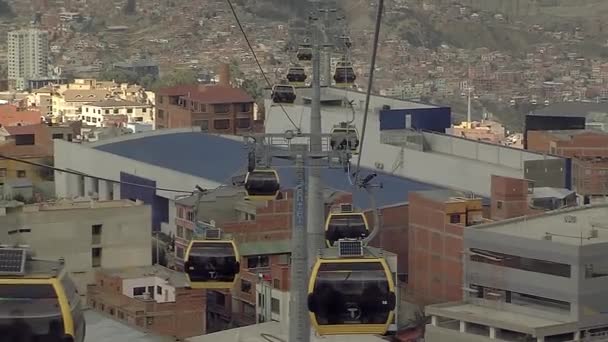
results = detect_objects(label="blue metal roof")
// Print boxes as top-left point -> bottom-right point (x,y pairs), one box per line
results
94,132 -> 438,208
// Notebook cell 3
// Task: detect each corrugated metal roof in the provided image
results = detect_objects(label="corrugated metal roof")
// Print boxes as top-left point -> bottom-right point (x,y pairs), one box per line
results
93,132 -> 438,208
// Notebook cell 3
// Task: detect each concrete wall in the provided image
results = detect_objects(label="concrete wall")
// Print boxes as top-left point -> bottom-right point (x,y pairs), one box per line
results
122,276 -> 176,303
264,96 -> 561,197
425,325 -> 495,342
54,137 -> 224,236
0,203 -> 152,294
464,206 -> 608,327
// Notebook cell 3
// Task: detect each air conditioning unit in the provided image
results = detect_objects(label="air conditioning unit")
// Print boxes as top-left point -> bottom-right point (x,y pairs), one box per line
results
205,228 -> 222,240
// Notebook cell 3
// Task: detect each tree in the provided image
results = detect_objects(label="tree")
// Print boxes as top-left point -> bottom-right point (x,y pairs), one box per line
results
98,68 -> 139,84
149,69 -> 197,90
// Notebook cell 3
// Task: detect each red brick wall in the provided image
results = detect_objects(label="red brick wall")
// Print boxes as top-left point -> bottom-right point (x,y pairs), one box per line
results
365,203 -> 409,275
407,193 -> 463,306
526,130 -> 555,153
490,175 -> 542,220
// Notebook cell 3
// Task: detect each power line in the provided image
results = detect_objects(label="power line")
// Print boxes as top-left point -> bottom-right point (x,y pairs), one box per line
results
225,0 -> 301,132
354,0 -> 384,183
0,154 -> 194,194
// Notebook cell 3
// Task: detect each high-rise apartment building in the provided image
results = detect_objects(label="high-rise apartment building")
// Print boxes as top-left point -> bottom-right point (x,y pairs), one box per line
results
7,29 -> 49,90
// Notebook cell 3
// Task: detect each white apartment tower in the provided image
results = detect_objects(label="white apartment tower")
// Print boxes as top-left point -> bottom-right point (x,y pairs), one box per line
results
7,29 -> 49,90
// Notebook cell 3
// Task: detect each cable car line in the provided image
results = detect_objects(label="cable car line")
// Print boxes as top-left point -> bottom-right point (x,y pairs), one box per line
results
353,0 -> 384,184
224,0 -> 301,132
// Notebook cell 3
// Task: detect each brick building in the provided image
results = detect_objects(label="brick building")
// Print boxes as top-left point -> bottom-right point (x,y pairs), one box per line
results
173,187 -> 352,331
154,65 -> 256,133
407,190 -> 485,305
527,130 -> 608,197
490,175 -> 539,220
88,265 -> 207,339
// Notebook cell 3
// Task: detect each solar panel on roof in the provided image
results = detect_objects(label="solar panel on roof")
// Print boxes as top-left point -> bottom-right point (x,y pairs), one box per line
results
205,228 -> 221,240
0,248 -> 26,275
338,240 -> 363,257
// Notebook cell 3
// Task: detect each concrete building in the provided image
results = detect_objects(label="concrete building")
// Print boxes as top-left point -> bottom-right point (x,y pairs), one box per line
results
7,29 -> 49,90
54,129 -> 435,234
425,204 -> 608,342
114,60 -> 160,80
88,265 -> 206,339
0,199 -> 152,295
265,87 -> 569,197
528,130 -> 608,198
52,88 -> 111,122
407,189 -> 486,305
81,99 -> 153,127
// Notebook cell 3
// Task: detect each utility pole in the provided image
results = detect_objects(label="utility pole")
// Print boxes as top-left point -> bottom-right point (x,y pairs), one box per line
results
307,11 -> 325,273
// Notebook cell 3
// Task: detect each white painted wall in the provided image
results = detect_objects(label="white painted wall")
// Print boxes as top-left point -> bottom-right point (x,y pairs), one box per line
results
264,92 -> 560,197
122,276 -> 176,303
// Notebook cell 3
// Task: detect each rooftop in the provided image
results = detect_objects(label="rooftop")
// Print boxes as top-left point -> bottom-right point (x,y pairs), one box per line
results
100,265 -> 189,288
185,321 -> 387,342
239,239 -> 290,256
426,301 -> 575,336
61,89 -> 111,102
85,99 -> 148,108
471,204 -> 608,246
412,189 -> 481,203
84,309 -> 171,342
22,199 -> 143,212
91,130 -> 437,208
531,102 -> 608,117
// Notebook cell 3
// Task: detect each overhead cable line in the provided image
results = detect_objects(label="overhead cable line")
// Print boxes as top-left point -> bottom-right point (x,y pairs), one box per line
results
225,0 -> 301,132
353,0 -> 384,184
0,153 -> 194,194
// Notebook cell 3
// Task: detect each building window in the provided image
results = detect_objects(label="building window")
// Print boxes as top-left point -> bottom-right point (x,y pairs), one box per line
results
92,224 -> 102,235
157,109 -> 164,119
52,133 -> 64,139
273,279 -> 280,289
147,286 -> 154,294
247,255 -> 270,269
241,280 -> 252,293
214,104 -> 230,113
15,134 -> 35,145
177,225 -> 184,238
271,298 -> 280,314
158,96 -> 164,104
185,228 -> 192,241
133,287 -> 145,296
118,311 -> 125,320
237,118 -> 251,129
142,108 -> 147,112
469,248 -> 571,278
176,246 -> 184,259
449,214 -> 460,224
496,201 -> 503,209
238,103 -> 251,112
146,317 -> 154,326
178,207 -> 184,218
0,168 -> 6,177
127,108 -> 133,114
92,248 -> 102,267
199,103 -> 207,112
187,211 -> 195,222
113,109 -> 119,114
157,286 -> 162,295
213,119 -> 230,130
200,120 -> 209,131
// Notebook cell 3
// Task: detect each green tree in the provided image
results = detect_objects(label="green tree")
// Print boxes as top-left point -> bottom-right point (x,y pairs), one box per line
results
98,68 -> 139,83
150,69 -> 197,90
